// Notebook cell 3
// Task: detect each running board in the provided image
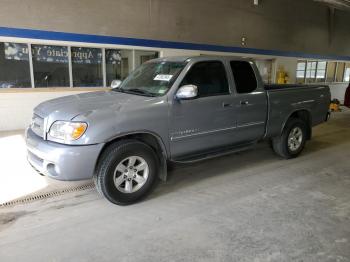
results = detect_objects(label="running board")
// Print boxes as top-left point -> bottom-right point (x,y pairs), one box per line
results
172,142 -> 256,164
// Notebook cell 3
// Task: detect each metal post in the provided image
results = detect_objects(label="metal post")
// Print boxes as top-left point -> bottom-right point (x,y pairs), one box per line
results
102,48 -> 106,87
132,50 -> 136,70
28,43 -> 35,88
68,46 -> 73,88
303,60 -> 307,84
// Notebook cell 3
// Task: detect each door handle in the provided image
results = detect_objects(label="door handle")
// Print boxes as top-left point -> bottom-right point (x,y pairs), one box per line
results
240,100 -> 249,106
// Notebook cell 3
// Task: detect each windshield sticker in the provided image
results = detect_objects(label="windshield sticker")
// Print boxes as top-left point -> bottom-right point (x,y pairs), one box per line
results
154,74 -> 173,81
158,88 -> 167,94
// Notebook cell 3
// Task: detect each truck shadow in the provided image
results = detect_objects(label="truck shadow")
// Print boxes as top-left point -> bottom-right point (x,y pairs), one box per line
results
149,142 -> 284,200
149,121 -> 350,201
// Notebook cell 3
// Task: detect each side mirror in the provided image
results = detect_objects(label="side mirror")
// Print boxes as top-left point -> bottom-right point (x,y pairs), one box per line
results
111,80 -> 122,88
175,85 -> 198,100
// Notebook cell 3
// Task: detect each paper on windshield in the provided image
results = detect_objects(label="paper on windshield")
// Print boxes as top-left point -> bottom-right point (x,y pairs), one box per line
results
154,74 -> 173,81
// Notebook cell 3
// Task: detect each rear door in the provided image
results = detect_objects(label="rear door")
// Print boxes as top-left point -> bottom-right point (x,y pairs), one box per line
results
169,60 -> 237,158
229,61 -> 268,143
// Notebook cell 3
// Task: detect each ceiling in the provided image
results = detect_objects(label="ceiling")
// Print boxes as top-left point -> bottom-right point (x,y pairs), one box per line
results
314,0 -> 350,11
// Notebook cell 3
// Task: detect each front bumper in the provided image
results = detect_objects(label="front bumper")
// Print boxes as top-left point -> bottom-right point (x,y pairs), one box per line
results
26,128 -> 104,181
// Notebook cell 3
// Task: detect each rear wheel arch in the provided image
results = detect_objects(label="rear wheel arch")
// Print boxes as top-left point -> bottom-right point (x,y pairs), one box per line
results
282,110 -> 312,140
272,117 -> 308,159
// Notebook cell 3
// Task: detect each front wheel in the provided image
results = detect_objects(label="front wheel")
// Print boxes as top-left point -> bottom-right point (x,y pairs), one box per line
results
94,140 -> 158,205
272,118 -> 307,159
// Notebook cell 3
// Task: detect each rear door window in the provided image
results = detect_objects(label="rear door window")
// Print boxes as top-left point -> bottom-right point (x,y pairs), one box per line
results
230,61 -> 257,93
181,61 -> 229,97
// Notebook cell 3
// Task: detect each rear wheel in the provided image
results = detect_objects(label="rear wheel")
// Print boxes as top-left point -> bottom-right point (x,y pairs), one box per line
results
272,118 -> 307,159
94,140 -> 158,205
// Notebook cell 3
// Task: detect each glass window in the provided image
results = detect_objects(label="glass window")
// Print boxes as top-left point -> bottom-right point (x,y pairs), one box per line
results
255,59 -> 273,84
181,61 -> 229,97
296,70 -> 305,78
296,61 -> 306,82
72,47 -> 103,87
306,61 -> 317,82
134,50 -> 159,68
326,62 -> 336,82
230,61 -> 257,94
316,61 -> 326,82
336,62 -> 345,82
106,49 -> 132,86
343,63 -> 350,82
0,42 -> 31,88
297,61 -> 306,71
32,45 -> 69,87
118,61 -> 186,97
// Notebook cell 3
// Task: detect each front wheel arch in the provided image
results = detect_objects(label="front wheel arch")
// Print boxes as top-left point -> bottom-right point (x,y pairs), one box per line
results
94,139 -> 159,205
96,132 -> 168,181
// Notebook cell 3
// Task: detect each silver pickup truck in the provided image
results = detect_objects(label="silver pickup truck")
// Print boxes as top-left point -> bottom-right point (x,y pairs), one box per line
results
26,56 -> 331,205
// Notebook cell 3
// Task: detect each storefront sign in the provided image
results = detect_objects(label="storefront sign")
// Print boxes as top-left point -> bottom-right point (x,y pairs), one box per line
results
4,43 -> 103,64
71,47 -> 102,64
4,43 -> 29,61
106,50 -> 122,64
32,45 -> 68,63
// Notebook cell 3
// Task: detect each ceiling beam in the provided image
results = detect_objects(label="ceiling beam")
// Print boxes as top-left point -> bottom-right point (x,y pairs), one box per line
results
328,7 -> 335,45
314,0 -> 350,11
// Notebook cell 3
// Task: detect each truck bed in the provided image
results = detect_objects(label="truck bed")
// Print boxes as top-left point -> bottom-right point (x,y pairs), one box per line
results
264,84 -> 330,138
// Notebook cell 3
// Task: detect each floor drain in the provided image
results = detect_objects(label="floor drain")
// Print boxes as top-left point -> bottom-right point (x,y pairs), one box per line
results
0,183 -> 95,208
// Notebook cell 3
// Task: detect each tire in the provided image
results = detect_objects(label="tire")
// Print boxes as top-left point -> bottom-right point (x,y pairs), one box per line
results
272,118 -> 308,159
94,139 -> 158,205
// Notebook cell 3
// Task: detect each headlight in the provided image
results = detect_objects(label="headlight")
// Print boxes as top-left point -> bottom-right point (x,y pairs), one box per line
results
49,121 -> 87,141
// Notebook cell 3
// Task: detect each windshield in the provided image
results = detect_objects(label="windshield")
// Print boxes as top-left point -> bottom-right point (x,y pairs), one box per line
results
116,61 -> 187,97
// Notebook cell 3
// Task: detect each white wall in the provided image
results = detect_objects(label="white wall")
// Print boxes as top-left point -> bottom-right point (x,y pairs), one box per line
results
162,49 -> 200,57
0,90 -> 96,131
329,83 -> 348,103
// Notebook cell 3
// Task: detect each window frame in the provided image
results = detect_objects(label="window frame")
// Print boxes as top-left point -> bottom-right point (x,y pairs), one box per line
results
297,60 -> 326,83
179,60 -> 231,98
0,40 -> 160,89
296,60 -> 350,84
296,60 -> 307,83
31,44 -> 70,88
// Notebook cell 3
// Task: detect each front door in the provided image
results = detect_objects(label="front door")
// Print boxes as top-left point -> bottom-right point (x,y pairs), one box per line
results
169,60 -> 237,158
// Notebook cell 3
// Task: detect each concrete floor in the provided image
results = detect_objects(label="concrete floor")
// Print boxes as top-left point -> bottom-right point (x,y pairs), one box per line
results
0,130 -> 92,204
0,109 -> 350,262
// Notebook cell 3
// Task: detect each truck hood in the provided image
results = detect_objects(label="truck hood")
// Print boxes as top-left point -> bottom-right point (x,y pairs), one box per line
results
34,90 -> 155,121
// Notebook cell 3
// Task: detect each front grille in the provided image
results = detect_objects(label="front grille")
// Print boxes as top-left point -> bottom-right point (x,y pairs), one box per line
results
31,114 -> 45,138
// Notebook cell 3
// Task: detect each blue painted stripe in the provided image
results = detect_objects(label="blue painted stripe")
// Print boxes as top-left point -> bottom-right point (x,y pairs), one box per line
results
0,26 -> 349,61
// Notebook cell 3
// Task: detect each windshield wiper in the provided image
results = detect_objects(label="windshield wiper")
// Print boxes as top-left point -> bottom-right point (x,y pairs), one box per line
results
123,88 -> 156,97
112,87 -> 125,93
